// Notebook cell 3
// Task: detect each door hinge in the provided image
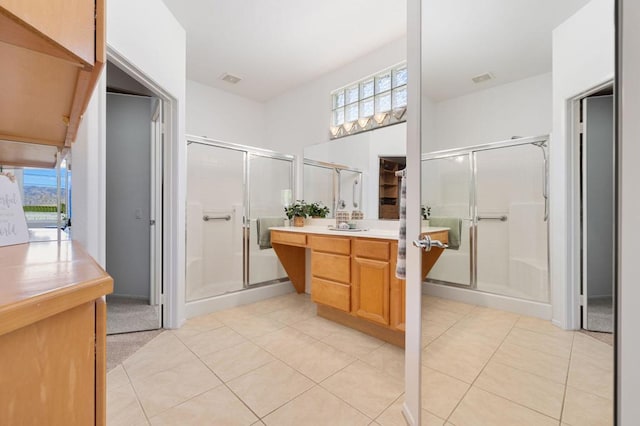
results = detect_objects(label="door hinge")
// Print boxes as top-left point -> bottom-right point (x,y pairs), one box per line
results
579,122 -> 585,134
150,219 -> 156,226
579,294 -> 586,306
159,293 -> 165,305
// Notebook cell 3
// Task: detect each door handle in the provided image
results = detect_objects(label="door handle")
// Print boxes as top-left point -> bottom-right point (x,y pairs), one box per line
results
413,235 -> 448,252
203,215 -> 231,221
477,215 -> 507,222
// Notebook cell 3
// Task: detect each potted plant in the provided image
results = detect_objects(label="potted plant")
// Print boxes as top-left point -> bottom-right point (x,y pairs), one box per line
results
284,200 -> 308,227
307,202 -> 330,218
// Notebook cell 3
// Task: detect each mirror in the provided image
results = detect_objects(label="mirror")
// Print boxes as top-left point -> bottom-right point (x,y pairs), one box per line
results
419,1 -> 614,424
303,122 -> 406,219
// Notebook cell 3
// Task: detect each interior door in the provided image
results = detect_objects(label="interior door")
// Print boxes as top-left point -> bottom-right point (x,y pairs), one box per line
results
149,99 -> 163,325
582,94 -> 614,332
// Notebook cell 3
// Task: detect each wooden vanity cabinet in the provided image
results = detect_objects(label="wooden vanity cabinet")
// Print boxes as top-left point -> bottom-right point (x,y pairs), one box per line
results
0,0 -> 105,167
310,235 -> 352,312
352,239 -> 391,326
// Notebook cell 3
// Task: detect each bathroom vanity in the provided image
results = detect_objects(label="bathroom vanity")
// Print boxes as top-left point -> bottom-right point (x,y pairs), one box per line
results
270,226 -> 448,347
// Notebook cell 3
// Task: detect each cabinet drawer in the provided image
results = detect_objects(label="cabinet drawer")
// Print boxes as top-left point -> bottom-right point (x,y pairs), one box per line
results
311,252 -> 350,283
309,235 -> 350,255
271,230 -> 307,246
353,239 -> 390,261
311,278 -> 350,312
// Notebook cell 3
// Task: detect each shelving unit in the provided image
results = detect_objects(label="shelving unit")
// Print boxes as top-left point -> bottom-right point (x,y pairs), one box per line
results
378,157 -> 405,219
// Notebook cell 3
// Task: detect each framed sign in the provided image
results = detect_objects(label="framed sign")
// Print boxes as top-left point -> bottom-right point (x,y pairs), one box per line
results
0,173 -> 29,247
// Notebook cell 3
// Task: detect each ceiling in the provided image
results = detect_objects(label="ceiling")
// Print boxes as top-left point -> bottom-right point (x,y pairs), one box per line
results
162,0 -> 407,102
162,0 -> 589,103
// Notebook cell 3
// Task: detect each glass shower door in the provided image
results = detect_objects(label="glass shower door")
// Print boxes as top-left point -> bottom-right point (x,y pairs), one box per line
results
422,154 -> 473,286
474,144 -> 549,302
186,143 -> 245,301
247,154 -> 293,286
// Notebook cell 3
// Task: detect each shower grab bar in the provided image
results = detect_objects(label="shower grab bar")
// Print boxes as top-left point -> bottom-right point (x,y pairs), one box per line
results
203,214 -> 231,222
477,215 -> 507,222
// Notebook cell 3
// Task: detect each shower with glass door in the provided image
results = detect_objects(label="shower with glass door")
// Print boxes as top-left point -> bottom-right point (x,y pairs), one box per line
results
185,136 -> 295,302
422,135 -> 549,303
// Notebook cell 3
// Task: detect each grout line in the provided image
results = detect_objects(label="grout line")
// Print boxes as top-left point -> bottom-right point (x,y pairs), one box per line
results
559,332 -> 577,424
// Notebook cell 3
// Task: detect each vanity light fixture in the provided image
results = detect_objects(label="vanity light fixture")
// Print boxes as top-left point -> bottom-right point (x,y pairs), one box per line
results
373,112 -> 388,125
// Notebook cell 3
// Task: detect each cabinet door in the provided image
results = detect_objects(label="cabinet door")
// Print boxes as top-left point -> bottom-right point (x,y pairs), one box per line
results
389,241 -> 405,331
352,257 -> 390,325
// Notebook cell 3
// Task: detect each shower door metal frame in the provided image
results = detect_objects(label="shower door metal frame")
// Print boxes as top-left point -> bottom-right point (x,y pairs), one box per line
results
302,158 -> 363,215
186,135 -> 295,291
421,134 -> 550,290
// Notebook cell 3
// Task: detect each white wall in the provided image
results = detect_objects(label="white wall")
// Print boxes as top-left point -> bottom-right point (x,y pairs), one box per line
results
551,0 -> 614,329
424,72 -> 552,151
186,79 -> 266,146
72,0 -> 187,327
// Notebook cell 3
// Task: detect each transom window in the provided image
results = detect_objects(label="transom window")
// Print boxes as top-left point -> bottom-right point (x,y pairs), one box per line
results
330,62 -> 407,139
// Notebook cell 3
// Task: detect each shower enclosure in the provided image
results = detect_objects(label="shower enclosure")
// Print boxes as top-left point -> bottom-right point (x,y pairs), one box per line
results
303,159 -> 363,217
422,135 -> 549,303
186,136 -> 295,302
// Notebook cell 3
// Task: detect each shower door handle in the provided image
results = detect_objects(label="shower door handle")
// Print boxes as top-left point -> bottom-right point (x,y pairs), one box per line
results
477,215 -> 508,222
413,236 -> 448,252
203,215 -> 231,221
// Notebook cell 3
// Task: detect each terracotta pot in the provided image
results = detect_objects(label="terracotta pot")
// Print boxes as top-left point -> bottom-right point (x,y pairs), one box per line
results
293,216 -> 305,227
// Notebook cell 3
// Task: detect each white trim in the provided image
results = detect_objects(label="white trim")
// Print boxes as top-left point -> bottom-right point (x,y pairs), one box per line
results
185,282 -> 294,319
106,46 -> 183,329
423,282 -> 553,320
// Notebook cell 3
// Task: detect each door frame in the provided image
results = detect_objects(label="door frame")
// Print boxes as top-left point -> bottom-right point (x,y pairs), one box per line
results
106,47 -> 179,328
150,99 -> 164,314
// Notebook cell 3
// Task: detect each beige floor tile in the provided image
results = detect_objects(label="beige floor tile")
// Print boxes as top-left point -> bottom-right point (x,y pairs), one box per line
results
262,302 -> 317,325
449,387 -> 558,426
421,320 -> 451,347
359,343 -> 405,381
567,352 -> 614,400
422,333 -> 496,383
263,386 -> 371,425
448,314 -> 516,342
200,340 -> 275,382
227,360 -> 314,417
179,312 -> 224,332
571,333 -> 614,368
281,339 -> 356,382
562,385 -> 613,426
421,366 -> 469,419
515,316 -> 574,339
430,298 -> 476,315
130,358 -> 222,418
442,324 -> 507,348
178,325 -> 247,357
253,327 -> 316,358
467,306 -> 520,321
321,327 -> 385,358
491,341 -> 570,384
375,397 -> 445,426
290,315 -> 347,340
505,327 -> 573,359
422,307 -> 466,328
474,360 -> 565,419
123,333 -> 199,380
321,360 -> 404,419
107,379 -> 149,426
107,364 -> 131,391
223,314 -> 287,339
149,385 -> 258,425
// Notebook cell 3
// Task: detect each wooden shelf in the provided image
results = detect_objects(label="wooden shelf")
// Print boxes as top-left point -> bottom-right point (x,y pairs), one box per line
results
0,0 -> 105,168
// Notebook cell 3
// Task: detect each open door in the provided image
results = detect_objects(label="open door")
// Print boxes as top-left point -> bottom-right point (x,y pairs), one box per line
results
581,94 -> 614,332
150,99 -> 164,326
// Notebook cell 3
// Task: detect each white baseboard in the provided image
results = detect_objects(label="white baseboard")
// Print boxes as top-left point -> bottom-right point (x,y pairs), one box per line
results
185,282 -> 295,319
423,282 -> 553,320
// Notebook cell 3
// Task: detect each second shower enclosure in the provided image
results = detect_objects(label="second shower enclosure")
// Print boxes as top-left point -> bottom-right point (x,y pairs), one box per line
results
186,137 -> 294,302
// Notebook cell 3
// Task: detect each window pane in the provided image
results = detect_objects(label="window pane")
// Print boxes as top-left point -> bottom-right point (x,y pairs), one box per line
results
346,103 -> 358,122
333,91 -> 345,109
393,67 -> 408,88
375,71 -> 392,93
360,79 -> 374,99
346,85 -> 359,105
375,92 -> 391,113
333,108 -> 345,126
359,98 -> 374,118
392,86 -> 407,109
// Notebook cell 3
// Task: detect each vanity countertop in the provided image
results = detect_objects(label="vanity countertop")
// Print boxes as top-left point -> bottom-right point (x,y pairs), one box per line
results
269,225 -> 449,240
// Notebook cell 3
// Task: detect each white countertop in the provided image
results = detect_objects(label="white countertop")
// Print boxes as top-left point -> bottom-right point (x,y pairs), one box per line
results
269,225 -> 449,241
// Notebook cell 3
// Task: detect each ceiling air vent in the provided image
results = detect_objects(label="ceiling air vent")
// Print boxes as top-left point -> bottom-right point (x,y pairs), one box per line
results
472,72 -> 494,84
220,73 -> 242,84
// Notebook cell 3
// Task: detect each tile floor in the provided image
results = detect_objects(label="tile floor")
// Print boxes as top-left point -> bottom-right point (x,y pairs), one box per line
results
107,293 -> 614,425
